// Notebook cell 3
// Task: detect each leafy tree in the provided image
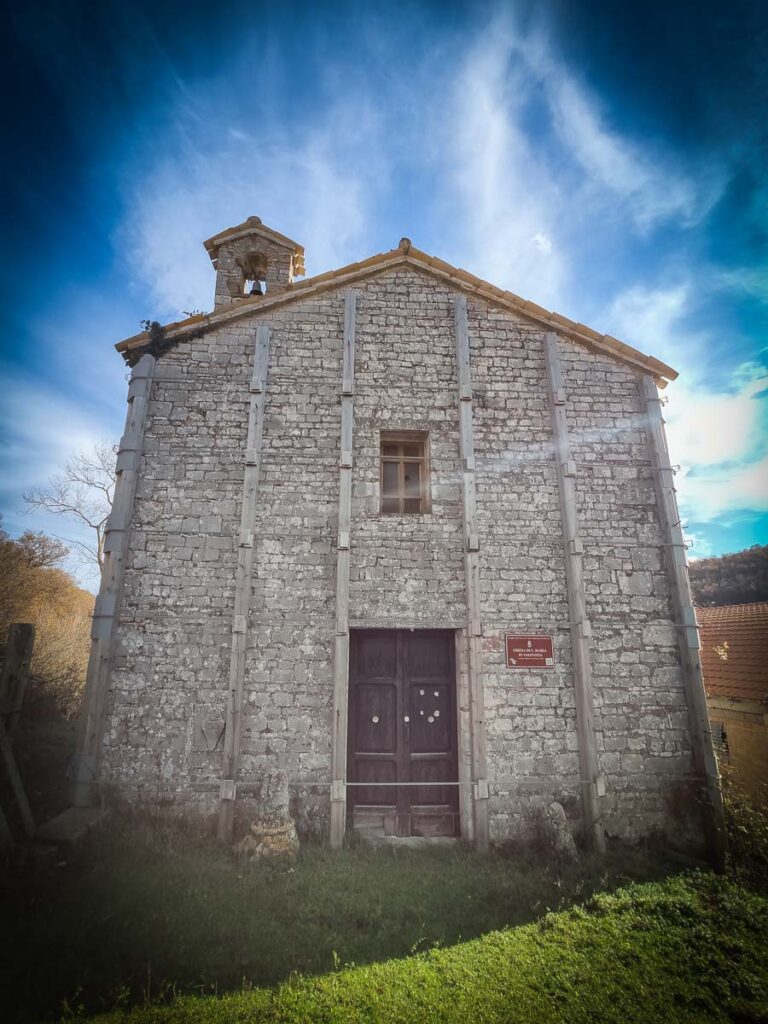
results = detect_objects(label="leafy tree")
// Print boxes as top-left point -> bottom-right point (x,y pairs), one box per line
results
689,545 -> 768,606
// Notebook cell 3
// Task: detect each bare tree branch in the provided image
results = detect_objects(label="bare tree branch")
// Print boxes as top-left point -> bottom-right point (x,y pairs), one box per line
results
24,440 -> 117,572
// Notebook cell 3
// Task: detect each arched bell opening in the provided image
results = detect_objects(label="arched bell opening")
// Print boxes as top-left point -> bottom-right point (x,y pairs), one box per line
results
239,251 -> 269,297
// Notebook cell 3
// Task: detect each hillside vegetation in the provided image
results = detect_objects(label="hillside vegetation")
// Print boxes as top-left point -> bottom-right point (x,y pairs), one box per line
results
0,522 -> 93,718
690,544 -> 768,607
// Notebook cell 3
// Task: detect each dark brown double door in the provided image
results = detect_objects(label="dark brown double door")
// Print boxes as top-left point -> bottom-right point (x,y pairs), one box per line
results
348,630 -> 459,838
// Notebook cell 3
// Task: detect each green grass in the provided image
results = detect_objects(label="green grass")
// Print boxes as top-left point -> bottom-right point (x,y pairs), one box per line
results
1,823 -> 695,1023
85,872 -> 768,1024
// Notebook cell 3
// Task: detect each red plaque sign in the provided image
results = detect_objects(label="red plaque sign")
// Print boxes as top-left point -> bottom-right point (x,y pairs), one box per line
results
505,634 -> 555,669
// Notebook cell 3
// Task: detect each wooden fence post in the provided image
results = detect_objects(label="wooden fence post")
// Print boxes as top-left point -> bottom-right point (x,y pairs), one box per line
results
0,623 -> 35,741
0,717 -> 35,838
0,622 -> 36,842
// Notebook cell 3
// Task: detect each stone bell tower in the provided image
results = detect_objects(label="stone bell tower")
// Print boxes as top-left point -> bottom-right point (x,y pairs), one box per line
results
203,216 -> 305,309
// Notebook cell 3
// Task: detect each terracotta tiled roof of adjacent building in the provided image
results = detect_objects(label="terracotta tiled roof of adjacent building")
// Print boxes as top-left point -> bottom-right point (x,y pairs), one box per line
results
698,602 -> 768,703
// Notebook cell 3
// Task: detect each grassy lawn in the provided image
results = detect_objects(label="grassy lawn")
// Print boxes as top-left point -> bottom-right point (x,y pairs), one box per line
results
81,872 -> 768,1024
1,823 -> 705,1023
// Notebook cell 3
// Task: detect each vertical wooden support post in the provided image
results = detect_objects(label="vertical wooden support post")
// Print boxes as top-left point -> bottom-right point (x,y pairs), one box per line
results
543,332 -> 604,853
0,716 -> 35,837
454,295 -> 489,851
640,374 -> 726,869
218,325 -> 271,842
0,802 -> 12,847
73,353 -> 156,807
0,623 -> 35,742
330,290 -> 357,849
0,622 -> 36,841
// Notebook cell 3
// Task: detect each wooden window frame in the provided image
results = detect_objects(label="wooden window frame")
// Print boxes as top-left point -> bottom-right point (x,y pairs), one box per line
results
380,431 -> 431,515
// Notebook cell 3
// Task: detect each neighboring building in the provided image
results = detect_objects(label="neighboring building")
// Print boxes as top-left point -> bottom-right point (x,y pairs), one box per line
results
73,216 -> 723,859
699,603 -> 768,801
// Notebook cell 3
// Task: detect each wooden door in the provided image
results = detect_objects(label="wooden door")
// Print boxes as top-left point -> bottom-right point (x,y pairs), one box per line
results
348,630 -> 458,837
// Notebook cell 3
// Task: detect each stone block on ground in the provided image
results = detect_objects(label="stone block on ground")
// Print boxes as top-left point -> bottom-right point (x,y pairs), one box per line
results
235,812 -> 299,861
35,806 -> 105,846
541,801 -> 579,862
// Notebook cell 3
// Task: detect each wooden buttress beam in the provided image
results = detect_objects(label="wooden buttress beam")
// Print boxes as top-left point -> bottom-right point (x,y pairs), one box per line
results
73,353 -> 156,807
543,332 -> 604,853
454,295 -> 489,851
639,374 -> 725,869
218,325 -> 272,842
330,290 -> 357,849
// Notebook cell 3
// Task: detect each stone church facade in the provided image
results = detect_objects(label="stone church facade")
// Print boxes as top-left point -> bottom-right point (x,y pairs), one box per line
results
74,216 -> 723,859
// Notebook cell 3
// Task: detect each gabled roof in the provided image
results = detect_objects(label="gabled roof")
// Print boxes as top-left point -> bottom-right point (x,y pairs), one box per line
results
699,602 -> 768,703
203,216 -> 305,275
116,238 -> 677,384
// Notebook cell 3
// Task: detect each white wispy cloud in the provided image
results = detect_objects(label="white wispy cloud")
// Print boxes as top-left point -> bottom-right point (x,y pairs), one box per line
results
119,88 -> 386,318
420,10 -> 724,314
117,9 -> 732,324
604,281 -> 695,367
605,279 -> 768,529
668,372 -> 768,524
545,77 -> 724,231
667,372 -> 768,469
434,23 -> 567,309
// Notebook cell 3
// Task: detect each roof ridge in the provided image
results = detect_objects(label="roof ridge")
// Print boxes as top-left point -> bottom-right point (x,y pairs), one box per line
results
116,244 -> 678,383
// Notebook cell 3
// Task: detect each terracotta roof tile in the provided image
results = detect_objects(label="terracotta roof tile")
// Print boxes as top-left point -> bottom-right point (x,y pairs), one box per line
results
115,243 -> 678,384
698,602 -> 768,702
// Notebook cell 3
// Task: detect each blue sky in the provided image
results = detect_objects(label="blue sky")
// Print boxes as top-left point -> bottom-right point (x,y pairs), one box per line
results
1,0 -> 766,588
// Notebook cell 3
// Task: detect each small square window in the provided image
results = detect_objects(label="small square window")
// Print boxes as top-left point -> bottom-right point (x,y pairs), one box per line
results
380,432 -> 430,514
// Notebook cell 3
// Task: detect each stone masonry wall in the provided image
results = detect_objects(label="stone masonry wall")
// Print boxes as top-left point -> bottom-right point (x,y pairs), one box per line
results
468,302 -> 577,842
350,272 -> 466,627
561,340 -> 698,841
102,264 -> 703,847
103,326 -> 251,809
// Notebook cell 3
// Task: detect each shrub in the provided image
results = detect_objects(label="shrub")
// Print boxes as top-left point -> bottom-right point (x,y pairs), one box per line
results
0,524 -> 93,719
723,772 -> 768,889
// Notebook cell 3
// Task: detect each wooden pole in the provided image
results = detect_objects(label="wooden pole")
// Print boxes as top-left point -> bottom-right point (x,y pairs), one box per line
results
330,290 -> 357,848
73,353 -> 156,807
454,295 -> 489,850
0,716 -> 35,838
543,332 -> 604,853
0,623 -> 35,742
0,802 -> 12,847
218,325 -> 272,842
640,374 -> 726,869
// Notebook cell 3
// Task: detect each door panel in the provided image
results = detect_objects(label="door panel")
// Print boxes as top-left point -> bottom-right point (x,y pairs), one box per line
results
409,683 -> 452,752
356,632 -> 398,678
348,630 -> 458,837
353,760 -> 397,806
406,634 -> 452,678
355,684 -> 397,753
